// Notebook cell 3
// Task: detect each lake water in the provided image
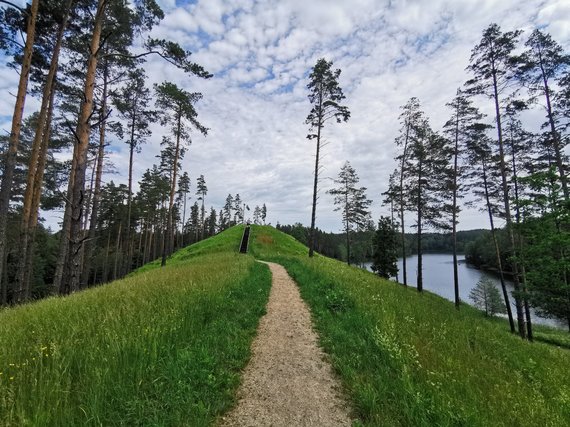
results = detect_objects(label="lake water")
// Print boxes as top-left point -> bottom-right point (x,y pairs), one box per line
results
364,254 -> 565,329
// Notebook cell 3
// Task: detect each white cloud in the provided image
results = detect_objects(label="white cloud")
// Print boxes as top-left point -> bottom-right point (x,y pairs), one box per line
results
1,0 -> 569,232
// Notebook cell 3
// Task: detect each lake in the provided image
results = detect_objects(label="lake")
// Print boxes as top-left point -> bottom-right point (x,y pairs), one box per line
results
364,253 -> 565,329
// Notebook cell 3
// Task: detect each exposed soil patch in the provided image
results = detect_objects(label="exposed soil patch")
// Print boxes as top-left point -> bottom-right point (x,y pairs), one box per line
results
220,261 -> 352,426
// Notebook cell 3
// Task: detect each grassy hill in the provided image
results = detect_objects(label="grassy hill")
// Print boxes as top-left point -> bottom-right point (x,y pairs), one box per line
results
0,225 -> 271,426
248,225 -> 570,426
1,224 -> 569,426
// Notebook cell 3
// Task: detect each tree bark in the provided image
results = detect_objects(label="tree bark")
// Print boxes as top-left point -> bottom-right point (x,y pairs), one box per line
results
22,84 -> 57,300
15,4 -> 70,302
64,0 -> 107,293
0,0 -> 39,299
82,51 -> 109,286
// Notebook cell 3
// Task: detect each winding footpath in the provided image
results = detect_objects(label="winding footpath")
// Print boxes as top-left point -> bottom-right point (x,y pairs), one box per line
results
220,261 -> 352,426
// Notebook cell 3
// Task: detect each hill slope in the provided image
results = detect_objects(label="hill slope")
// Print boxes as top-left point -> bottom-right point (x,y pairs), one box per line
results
0,225 -> 271,426
249,225 -> 570,426
1,224 -> 568,426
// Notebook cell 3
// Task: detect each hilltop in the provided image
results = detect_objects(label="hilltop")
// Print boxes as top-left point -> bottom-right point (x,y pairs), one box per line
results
1,225 -> 569,426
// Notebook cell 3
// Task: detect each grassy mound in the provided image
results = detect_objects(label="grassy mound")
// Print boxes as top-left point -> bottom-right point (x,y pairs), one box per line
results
0,225 -> 270,426
249,225 -> 570,427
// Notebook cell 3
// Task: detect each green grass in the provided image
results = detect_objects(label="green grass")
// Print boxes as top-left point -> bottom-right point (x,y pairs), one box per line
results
2,224 -> 568,426
249,225 -> 570,427
0,225 -> 271,426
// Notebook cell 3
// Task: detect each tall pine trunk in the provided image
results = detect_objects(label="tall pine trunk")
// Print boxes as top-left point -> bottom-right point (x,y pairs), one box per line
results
491,61 -> 526,338
15,3 -> 70,302
509,125 -> 533,340
416,157 -> 423,292
82,54 -> 109,286
481,157 -> 516,332
452,113 -> 460,308
308,89 -> 323,258
345,185 -> 350,265
22,86 -> 57,299
124,104 -> 137,275
0,0 -> 39,299
64,0 -> 107,293
398,123 -> 410,286
162,111 -> 182,266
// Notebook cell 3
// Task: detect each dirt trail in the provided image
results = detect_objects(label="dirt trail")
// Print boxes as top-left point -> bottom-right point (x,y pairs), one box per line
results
220,261 -> 352,427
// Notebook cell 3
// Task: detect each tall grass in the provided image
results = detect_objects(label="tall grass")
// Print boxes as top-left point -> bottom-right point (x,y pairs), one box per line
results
0,226 -> 271,426
250,225 -> 570,426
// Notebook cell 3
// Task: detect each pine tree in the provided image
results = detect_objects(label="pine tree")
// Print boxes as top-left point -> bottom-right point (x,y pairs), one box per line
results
466,23 -> 529,339
222,194 -> 233,229
261,203 -> 267,224
469,278 -> 506,317
516,29 -> 569,201
371,216 -> 398,279
393,98 -> 424,286
328,161 -> 372,265
306,58 -> 350,258
196,175 -> 207,240
155,82 -> 207,266
443,90 -> 483,308
176,172 -> 190,246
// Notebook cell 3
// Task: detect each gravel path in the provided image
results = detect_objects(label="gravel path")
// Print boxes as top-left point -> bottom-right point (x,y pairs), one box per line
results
220,261 -> 352,426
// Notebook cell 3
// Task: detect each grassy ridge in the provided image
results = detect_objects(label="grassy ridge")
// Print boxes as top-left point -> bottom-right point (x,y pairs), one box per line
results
250,225 -> 570,426
0,225 -> 271,426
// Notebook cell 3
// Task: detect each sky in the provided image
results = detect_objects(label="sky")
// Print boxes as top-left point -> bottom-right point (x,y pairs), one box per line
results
1,0 -> 569,233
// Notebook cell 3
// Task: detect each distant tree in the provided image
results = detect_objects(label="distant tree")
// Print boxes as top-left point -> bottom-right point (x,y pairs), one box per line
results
207,207 -> 217,237
371,217 -> 398,279
465,23 -> 529,339
223,194 -> 233,228
196,175 -> 207,240
233,193 -> 242,224
176,172 -> 190,246
328,161 -> 372,265
188,202 -> 200,243
261,203 -> 267,224
155,82 -> 207,266
306,58 -> 350,258
402,108 -> 452,292
253,205 -> 261,224
469,278 -> 506,317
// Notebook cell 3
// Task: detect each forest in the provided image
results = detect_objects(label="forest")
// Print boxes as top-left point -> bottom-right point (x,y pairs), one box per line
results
0,0 -> 271,303
0,0 -> 568,340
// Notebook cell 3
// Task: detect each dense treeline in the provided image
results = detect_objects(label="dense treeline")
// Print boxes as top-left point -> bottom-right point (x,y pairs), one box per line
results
381,25 -> 569,336
277,222 -> 487,264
